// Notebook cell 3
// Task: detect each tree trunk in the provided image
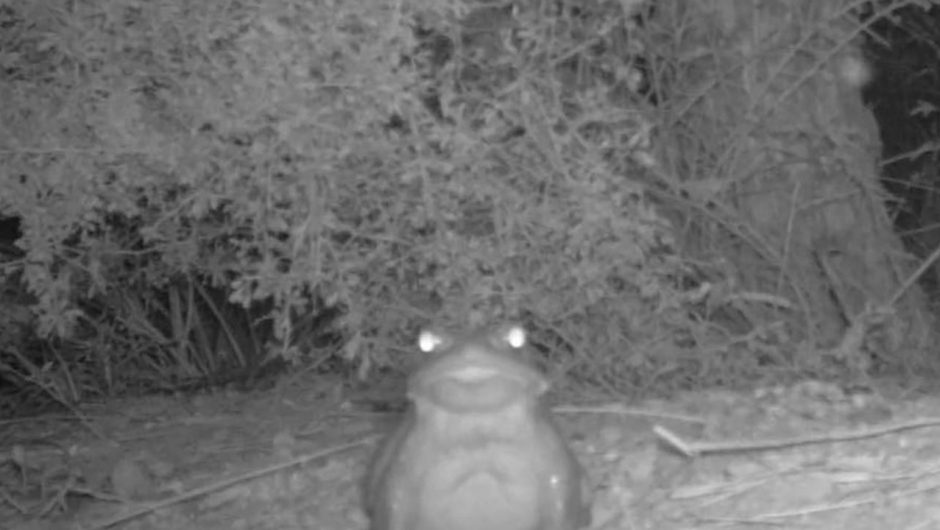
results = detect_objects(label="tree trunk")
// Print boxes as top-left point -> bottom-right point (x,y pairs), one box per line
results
656,0 -> 932,368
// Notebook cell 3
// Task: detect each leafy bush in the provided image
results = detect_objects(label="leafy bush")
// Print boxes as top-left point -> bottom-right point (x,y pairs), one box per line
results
0,0 -> 721,403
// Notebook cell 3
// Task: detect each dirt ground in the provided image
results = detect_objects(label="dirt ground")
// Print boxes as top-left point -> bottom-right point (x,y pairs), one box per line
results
3,375 -> 940,530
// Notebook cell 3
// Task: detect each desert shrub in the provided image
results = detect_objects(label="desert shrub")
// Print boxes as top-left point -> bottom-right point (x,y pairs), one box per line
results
0,0 -> 688,400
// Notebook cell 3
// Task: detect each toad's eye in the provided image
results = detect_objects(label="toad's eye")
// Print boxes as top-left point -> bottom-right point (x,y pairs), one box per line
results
503,325 -> 526,349
418,329 -> 448,353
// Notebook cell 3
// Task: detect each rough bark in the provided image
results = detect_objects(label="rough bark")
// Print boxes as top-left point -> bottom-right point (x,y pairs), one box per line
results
656,0 -> 932,364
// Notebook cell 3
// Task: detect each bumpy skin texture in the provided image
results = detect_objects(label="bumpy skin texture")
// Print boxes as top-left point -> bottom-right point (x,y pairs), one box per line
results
364,325 -> 590,530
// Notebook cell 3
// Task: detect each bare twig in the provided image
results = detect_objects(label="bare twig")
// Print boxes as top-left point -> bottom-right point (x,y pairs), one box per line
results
82,438 -> 372,530
655,417 -> 940,457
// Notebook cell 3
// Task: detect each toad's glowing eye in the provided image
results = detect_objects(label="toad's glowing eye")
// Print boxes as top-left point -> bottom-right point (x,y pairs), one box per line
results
505,326 -> 526,348
418,330 -> 445,353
